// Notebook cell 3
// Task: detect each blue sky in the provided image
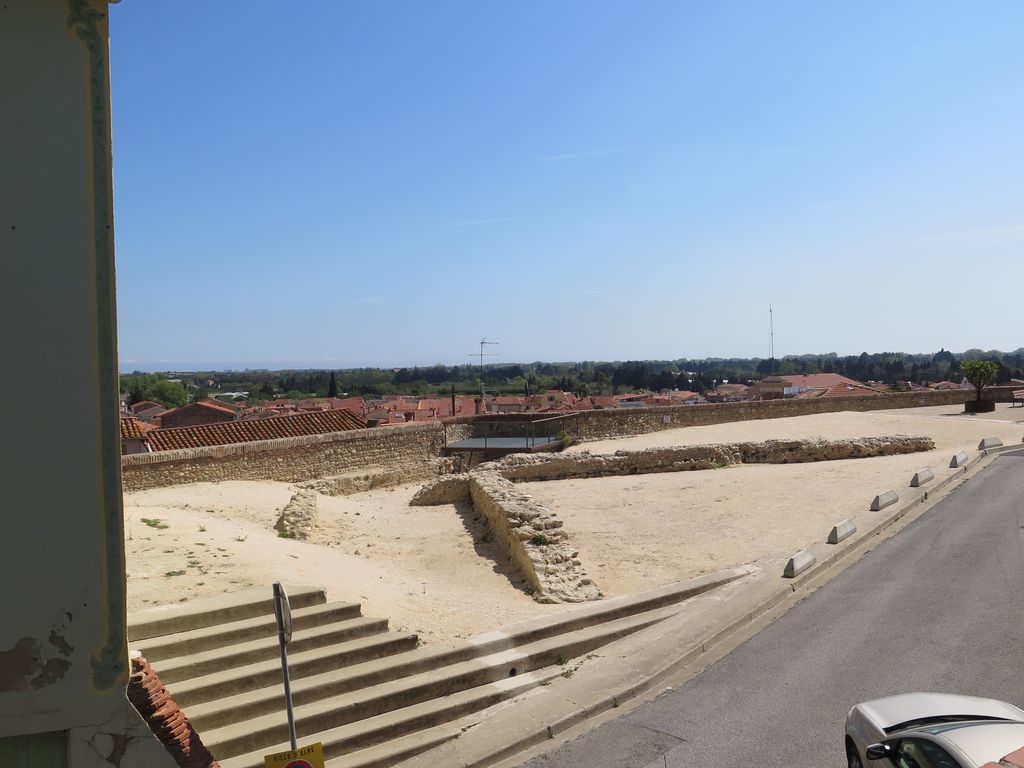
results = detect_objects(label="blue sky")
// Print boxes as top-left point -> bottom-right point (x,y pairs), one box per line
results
110,2 -> 1024,371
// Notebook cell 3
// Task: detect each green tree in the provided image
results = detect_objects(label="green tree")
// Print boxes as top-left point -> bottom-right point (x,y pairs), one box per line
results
328,371 -> 338,398
960,359 -> 999,402
141,380 -> 187,408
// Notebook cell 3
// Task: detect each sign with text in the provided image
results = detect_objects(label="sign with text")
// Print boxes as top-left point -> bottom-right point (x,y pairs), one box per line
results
263,742 -> 325,768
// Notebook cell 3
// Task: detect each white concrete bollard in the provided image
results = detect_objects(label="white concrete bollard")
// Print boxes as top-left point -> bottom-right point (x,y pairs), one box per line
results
910,468 -> 935,487
783,549 -> 817,578
870,489 -> 899,511
827,519 -> 857,545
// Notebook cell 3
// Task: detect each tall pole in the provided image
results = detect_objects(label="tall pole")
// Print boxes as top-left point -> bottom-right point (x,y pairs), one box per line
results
472,338 -> 498,400
272,582 -> 297,751
769,305 -> 775,375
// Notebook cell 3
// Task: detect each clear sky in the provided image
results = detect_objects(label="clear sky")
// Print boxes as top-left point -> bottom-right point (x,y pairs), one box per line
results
110,2 -> 1023,371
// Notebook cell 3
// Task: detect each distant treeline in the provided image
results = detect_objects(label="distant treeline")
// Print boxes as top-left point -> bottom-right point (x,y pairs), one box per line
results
120,348 -> 1024,407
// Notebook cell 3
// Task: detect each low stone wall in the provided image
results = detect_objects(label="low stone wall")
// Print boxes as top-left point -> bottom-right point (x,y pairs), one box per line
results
298,458 -> 457,497
274,489 -> 318,539
454,387 -> 1019,442
121,423 -> 472,492
482,435 -> 934,482
468,472 -> 600,604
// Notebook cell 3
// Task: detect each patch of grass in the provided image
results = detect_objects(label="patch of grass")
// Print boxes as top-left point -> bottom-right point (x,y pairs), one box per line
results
140,518 -> 169,530
198,525 -> 207,532
556,654 -> 569,666
234,535 -> 247,542
561,668 -> 574,679
277,530 -> 296,539
163,570 -> 186,577
530,534 -> 548,546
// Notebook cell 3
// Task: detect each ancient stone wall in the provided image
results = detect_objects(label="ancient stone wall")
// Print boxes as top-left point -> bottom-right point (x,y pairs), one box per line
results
484,435 -> 934,482
274,489 -> 318,539
467,473 -> 600,604
456,387 -> 1018,442
121,423 -> 472,491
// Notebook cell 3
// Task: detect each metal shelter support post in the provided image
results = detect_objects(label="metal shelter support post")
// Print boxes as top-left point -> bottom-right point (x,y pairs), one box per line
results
273,581 -> 298,751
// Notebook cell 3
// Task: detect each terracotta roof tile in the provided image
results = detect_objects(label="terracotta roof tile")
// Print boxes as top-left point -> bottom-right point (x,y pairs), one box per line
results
816,381 -> 883,398
120,416 -> 154,440
144,408 -> 366,452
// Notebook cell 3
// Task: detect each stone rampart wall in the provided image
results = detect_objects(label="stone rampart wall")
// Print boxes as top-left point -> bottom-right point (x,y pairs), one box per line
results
121,423 -> 472,491
455,387 -> 1017,442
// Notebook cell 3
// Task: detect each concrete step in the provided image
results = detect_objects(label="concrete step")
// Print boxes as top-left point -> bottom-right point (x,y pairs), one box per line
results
470,567 -> 748,653
156,615 -> 391,684
186,643 -> 469,729
136,601 -> 362,663
201,605 -> 674,758
128,585 -> 325,642
176,632 -> 422,712
323,725 -> 462,768
217,666 -> 563,768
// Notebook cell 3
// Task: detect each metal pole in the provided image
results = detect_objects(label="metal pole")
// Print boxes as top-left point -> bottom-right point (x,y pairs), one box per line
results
273,582 -> 298,751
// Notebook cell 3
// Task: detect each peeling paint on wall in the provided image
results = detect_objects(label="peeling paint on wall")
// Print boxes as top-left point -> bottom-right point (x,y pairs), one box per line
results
0,625 -> 76,691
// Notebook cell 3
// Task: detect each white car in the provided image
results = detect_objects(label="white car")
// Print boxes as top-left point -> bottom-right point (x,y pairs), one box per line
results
846,693 -> 1024,768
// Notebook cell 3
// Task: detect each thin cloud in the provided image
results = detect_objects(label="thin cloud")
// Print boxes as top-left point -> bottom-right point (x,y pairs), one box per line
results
544,147 -> 635,161
445,216 -> 523,227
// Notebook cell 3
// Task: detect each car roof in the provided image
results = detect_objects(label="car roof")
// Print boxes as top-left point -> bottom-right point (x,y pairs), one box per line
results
858,693 -> 1024,730
914,722 -> 1024,764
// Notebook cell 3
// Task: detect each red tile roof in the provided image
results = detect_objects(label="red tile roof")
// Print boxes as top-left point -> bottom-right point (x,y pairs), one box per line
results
201,398 -> 241,411
777,374 -> 862,389
816,381 -> 884,398
144,408 -> 366,452
120,416 -> 154,440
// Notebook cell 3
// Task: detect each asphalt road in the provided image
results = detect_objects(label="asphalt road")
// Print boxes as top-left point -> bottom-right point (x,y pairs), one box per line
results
521,451 -> 1024,768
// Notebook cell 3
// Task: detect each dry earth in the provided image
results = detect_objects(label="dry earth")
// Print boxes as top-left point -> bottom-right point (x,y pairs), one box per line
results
123,403 -> 1023,647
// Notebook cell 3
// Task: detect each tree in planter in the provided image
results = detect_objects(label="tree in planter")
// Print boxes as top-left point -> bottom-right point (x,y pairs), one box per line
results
960,359 -> 999,403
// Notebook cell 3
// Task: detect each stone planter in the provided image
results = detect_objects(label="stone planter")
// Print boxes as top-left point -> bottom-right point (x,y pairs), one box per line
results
964,399 -> 995,413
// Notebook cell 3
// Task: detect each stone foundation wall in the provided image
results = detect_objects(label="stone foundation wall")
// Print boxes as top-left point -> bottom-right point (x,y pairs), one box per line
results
484,435 -> 934,482
121,423 -> 472,491
467,473 -> 600,604
298,458 -> 458,497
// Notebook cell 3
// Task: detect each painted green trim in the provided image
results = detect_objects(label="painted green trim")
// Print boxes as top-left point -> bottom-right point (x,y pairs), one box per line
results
66,0 -> 127,692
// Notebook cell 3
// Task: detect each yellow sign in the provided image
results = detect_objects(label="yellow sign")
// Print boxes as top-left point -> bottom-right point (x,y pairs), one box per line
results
263,742 -> 325,768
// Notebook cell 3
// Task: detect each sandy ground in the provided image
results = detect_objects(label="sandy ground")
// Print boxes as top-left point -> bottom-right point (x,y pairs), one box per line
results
123,403 -> 1023,647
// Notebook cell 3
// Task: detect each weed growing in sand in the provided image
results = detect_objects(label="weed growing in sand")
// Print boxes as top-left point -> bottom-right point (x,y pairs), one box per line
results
556,654 -> 569,666
198,524 -> 207,532
163,570 -> 186,577
141,518 -> 169,530
530,534 -> 548,546
561,668 -> 574,679
277,530 -> 296,539
234,535 -> 247,542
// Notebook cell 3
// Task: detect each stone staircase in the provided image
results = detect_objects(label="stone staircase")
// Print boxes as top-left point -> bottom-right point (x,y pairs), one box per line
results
128,572 -> 744,768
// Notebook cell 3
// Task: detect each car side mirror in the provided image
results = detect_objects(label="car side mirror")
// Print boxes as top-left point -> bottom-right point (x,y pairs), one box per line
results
866,742 -> 894,760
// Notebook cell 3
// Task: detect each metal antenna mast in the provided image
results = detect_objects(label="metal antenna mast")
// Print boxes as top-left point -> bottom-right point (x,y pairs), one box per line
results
468,338 -> 499,399
769,305 -> 775,375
